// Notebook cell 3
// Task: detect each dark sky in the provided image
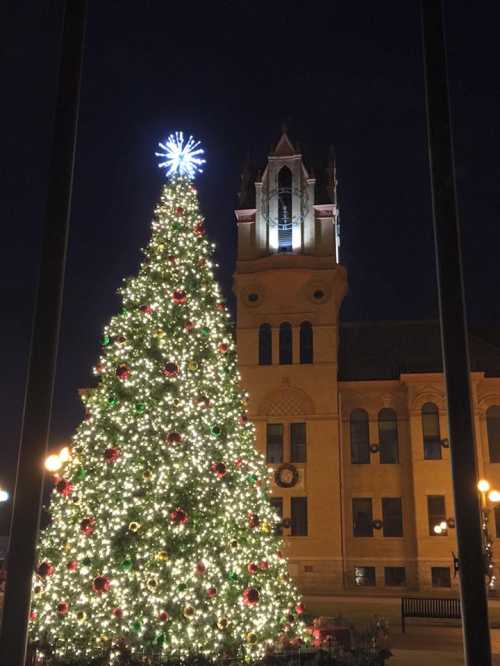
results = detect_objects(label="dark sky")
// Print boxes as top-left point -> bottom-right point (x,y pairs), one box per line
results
1,1 -> 500,527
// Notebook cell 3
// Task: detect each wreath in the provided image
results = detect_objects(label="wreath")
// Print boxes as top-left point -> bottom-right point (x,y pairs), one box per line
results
274,463 -> 299,489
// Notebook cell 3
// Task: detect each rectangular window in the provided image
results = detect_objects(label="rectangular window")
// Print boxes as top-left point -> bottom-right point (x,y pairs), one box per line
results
266,424 -> 283,463
384,567 -> 406,586
291,497 -> 308,536
382,497 -> 403,537
427,495 -> 447,536
495,507 -> 500,538
290,423 -> 307,463
379,410 -> 399,464
422,405 -> 442,460
270,497 -> 283,536
354,566 -> 376,586
432,567 -> 451,588
352,498 -> 373,537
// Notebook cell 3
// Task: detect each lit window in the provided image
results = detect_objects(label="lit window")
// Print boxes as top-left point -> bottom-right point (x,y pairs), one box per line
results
354,566 -> 375,586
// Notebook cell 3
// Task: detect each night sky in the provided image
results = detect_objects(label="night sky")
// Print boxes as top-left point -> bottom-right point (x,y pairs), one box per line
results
2,1 -> 500,528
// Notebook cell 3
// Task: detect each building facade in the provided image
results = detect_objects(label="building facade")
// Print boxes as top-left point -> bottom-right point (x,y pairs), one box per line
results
233,133 -> 500,596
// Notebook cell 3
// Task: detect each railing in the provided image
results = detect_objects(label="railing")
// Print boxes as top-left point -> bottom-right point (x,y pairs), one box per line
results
401,596 -> 462,633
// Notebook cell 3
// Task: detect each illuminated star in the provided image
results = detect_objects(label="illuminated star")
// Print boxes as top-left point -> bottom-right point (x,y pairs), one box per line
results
155,131 -> 206,179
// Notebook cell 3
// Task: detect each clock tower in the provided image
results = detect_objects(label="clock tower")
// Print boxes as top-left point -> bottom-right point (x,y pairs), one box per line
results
233,132 -> 348,593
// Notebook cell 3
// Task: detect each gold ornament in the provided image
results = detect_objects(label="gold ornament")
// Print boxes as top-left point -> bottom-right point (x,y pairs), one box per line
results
147,577 -> 158,591
188,361 -> 198,371
155,328 -> 166,338
246,632 -> 257,644
183,605 -> 195,619
76,610 -> 87,623
64,543 -> 71,552
100,634 -> 108,642
129,522 -> 141,533
260,520 -> 271,534
143,470 -> 153,481
155,550 -> 169,562
217,618 -> 228,631
157,243 -> 165,253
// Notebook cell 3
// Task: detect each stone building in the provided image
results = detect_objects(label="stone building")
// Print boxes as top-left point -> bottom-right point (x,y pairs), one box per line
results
233,132 -> 500,595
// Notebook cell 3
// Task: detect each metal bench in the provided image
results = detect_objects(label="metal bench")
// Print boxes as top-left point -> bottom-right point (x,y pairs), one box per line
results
401,596 -> 461,632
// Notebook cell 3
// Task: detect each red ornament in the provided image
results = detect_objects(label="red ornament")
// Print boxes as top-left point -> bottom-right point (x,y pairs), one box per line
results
195,560 -> 206,576
242,587 -> 259,606
234,457 -> 243,468
95,363 -> 104,374
170,508 -> 188,525
193,221 -> 205,236
168,255 -> 177,264
84,409 -> 92,421
240,414 -> 249,426
247,563 -> 259,575
67,560 -> 78,572
112,607 -> 123,619
258,560 -> 269,571
163,362 -> 179,378
184,320 -> 195,331
29,611 -> 38,621
115,335 -> 126,345
207,586 -> 217,598
295,602 -> 305,615
248,513 -> 260,529
57,602 -> 69,615
166,431 -> 183,445
159,610 -> 169,622
218,342 -> 229,354
139,304 -> 153,314
104,447 -> 120,464
172,289 -> 187,305
37,561 -> 54,578
211,462 -> 227,479
175,206 -> 184,215
216,302 -> 226,311
56,479 -> 73,497
80,517 -> 96,536
116,364 -> 130,381
93,575 -> 110,593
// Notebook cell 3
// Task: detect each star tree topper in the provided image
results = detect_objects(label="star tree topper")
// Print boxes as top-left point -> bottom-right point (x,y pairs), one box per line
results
156,131 -> 206,179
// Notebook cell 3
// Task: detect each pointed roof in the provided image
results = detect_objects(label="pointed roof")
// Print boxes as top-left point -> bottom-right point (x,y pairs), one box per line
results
272,131 -> 298,157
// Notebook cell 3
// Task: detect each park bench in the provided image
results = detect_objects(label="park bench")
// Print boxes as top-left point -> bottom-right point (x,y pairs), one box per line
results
401,596 -> 461,632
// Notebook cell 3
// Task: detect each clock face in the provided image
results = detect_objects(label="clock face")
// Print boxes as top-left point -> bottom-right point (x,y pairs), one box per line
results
262,186 -> 309,230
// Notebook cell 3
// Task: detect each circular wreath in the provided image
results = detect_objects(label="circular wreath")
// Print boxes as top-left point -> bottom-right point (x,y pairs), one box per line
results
274,464 -> 299,489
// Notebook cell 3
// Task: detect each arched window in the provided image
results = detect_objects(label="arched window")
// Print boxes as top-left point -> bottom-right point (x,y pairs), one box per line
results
350,409 -> 370,464
487,405 -> 500,462
422,402 -> 441,460
300,321 -> 313,364
259,324 -> 272,365
378,408 -> 399,464
278,166 -> 293,252
279,322 -> 292,364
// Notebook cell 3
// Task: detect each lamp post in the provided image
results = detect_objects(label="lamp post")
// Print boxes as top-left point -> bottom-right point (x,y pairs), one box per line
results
477,479 -> 500,591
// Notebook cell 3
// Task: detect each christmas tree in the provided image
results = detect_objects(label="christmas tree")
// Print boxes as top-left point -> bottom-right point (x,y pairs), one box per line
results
29,133 -> 304,664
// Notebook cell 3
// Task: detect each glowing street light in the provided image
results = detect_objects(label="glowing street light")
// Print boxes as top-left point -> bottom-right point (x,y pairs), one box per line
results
478,479 -> 491,493
44,454 -> 62,473
0,489 -> 9,503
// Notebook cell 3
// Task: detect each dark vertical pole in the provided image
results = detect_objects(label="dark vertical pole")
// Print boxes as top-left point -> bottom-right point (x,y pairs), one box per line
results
421,2 -> 491,665
0,3 -> 86,664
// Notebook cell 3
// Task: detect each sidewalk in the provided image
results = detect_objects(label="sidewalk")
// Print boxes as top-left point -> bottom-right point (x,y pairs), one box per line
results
304,594 -> 500,665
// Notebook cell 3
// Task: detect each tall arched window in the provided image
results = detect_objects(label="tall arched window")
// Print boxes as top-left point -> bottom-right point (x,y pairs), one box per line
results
279,322 -> 292,364
278,166 -> 293,252
422,402 -> 441,460
350,409 -> 370,464
258,324 -> 272,365
487,405 -> 500,463
378,408 -> 399,464
300,321 -> 313,364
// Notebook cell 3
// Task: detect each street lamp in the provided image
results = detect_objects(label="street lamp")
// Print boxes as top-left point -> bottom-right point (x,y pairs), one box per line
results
0,490 -> 9,503
477,478 -> 500,591
44,445 -> 72,474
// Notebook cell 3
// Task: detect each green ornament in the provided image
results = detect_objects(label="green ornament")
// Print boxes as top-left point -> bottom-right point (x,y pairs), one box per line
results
156,632 -> 166,646
135,403 -> 145,414
120,307 -> 128,315
120,557 -> 133,572
171,222 -> 181,231
211,425 -> 222,437
101,335 -> 111,346
82,557 -> 91,567
131,620 -> 141,633
227,571 -> 238,582
200,327 -> 210,337
74,467 -> 87,482
247,474 -> 258,483
108,394 -> 118,407
177,582 -> 187,592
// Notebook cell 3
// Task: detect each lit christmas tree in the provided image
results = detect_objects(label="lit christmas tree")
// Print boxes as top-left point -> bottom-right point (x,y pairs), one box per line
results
29,133 -> 304,664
